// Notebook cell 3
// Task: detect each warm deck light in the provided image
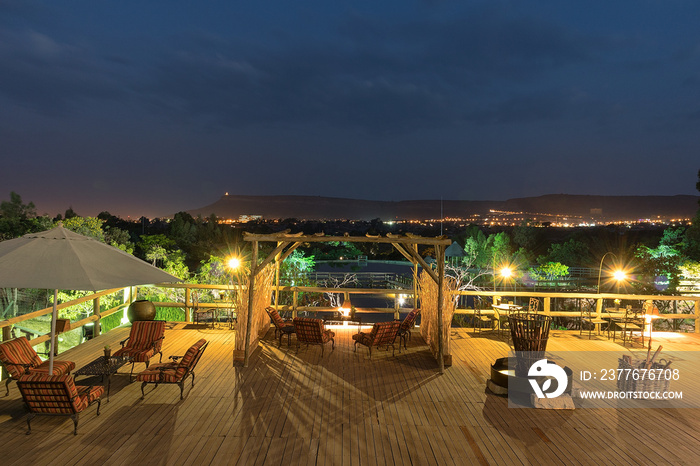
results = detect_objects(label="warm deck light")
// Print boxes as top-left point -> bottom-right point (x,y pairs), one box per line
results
227,257 -> 241,270
339,296 -> 352,318
613,270 -> 627,282
500,267 -> 512,278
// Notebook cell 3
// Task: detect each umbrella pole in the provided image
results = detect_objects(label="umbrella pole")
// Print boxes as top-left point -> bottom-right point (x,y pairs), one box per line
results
48,289 -> 58,374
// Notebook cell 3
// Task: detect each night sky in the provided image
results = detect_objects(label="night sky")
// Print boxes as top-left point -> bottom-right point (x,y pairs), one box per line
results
2,1 -> 699,219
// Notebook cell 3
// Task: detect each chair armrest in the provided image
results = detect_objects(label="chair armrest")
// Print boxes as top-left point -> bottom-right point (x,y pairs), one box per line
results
119,337 -> 130,347
21,363 -> 33,375
169,355 -> 183,363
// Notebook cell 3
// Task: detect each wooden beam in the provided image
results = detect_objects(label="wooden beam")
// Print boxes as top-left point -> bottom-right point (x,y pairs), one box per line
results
391,242 -> 415,263
394,243 -> 438,284
255,241 -> 290,274
278,242 -> 303,262
243,232 -> 451,246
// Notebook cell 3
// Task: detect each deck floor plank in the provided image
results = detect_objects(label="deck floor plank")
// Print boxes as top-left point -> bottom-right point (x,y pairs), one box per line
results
2,324 -> 700,465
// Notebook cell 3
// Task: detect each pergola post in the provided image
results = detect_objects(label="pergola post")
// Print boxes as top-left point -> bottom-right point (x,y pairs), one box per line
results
243,240 -> 258,368
436,245 -> 445,374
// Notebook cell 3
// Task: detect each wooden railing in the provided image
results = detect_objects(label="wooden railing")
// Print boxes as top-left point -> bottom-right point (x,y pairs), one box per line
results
2,284 -> 699,352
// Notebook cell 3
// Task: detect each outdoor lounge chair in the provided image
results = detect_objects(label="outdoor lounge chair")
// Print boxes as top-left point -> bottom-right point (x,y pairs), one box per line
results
266,307 -> 295,346
293,317 -> 335,356
136,339 -> 208,400
113,320 -> 166,379
17,373 -> 104,435
397,308 -> 420,349
352,321 -> 401,357
0,336 -> 75,396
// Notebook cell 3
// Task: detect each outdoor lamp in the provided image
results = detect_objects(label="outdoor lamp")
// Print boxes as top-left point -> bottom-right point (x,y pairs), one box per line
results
227,257 -> 241,270
500,267 -> 512,278
613,270 -> 626,282
339,296 -> 352,318
644,300 -> 661,349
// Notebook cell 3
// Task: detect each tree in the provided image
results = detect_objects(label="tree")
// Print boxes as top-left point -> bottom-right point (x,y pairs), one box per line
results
540,238 -> 590,267
0,191 -> 42,239
683,169 -> 700,260
529,262 -> 570,289
635,228 -> 686,293
138,234 -> 177,267
62,216 -> 105,241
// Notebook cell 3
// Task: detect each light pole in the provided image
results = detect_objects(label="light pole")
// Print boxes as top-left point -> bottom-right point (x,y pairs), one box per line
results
596,252 -> 618,293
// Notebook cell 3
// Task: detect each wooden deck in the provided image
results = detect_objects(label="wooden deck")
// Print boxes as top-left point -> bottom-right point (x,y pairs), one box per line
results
2,323 -> 700,465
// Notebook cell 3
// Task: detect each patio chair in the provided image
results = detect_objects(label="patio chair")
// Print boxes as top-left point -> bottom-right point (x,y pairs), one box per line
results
615,307 -> 645,347
352,321 -> 401,358
137,339 -> 208,400
0,336 -> 75,396
473,297 -> 497,335
397,308 -> 420,348
17,373 -> 104,435
580,301 -> 608,339
266,307 -> 295,347
113,320 -> 166,379
293,317 -> 335,356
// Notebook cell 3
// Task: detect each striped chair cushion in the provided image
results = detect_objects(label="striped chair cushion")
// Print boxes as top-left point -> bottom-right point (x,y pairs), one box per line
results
114,347 -> 156,362
114,320 -> 165,361
175,339 -> 207,377
136,339 -> 207,383
136,363 -> 179,383
352,321 -> 400,347
128,320 -> 166,350
17,373 -> 103,414
400,309 -> 420,331
0,337 -> 75,378
293,318 -> 334,344
267,307 -> 292,330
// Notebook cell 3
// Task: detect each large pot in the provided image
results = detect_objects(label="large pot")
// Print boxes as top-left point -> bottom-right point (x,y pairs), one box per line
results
128,300 -> 157,322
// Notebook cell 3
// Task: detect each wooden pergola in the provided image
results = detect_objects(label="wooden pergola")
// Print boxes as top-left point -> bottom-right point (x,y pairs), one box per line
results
242,232 -> 453,373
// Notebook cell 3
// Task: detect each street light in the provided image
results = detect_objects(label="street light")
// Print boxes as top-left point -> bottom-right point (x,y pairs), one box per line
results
613,269 -> 627,294
596,252 -> 617,293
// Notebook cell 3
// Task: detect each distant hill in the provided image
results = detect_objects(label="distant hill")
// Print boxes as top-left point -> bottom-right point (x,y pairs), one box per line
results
185,194 -> 700,221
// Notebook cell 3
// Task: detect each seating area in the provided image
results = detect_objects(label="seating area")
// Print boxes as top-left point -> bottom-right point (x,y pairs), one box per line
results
0,336 -> 75,396
136,339 -> 208,400
113,320 -> 166,378
352,321 -> 401,357
293,317 -> 335,356
266,307 -> 295,346
16,373 -> 104,435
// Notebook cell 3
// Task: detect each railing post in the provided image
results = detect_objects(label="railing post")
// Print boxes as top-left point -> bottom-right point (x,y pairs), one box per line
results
293,289 -> 298,318
544,297 -> 551,315
695,299 -> 699,334
92,296 -> 101,339
185,287 -> 192,323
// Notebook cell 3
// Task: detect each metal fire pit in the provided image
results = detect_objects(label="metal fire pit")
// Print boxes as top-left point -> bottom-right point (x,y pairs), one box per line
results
509,313 -> 552,377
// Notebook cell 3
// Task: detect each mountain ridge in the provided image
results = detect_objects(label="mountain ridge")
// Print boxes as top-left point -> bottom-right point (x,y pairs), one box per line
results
184,194 -> 700,221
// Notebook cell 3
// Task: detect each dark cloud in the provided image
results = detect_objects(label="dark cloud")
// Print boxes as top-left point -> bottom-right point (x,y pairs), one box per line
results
1,1 -> 699,217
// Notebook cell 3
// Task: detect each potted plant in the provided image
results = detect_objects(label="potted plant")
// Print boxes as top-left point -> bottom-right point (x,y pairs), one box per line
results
103,345 -> 111,359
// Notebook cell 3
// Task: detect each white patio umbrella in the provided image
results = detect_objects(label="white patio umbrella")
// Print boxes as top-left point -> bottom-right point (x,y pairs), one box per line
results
0,225 -> 180,372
